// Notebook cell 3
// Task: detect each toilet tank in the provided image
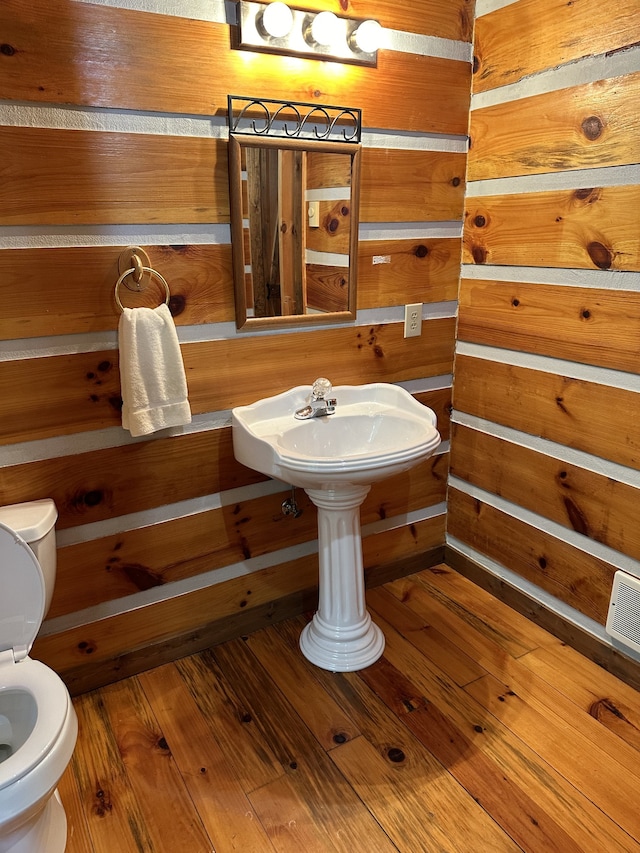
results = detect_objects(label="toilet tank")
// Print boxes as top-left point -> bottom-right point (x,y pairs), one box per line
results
0,499 -> 58,614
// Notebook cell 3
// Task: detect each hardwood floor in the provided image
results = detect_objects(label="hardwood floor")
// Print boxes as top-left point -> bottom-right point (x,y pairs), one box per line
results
58,564 -> 640,852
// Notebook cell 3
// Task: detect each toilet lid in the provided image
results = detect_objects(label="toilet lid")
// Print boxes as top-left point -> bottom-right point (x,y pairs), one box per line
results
0,522 -> 45,662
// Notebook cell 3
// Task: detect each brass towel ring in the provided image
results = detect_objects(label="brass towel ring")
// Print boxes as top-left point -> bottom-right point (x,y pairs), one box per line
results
115,266 -> 171,313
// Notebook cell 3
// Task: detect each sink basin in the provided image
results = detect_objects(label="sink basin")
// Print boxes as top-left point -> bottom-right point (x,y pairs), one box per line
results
231,382 -> 441,673
232,382 -> 441,490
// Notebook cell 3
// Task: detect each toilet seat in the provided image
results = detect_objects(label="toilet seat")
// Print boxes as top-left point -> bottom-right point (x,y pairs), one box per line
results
0,521 -> 68,791
0,658 -> 71,791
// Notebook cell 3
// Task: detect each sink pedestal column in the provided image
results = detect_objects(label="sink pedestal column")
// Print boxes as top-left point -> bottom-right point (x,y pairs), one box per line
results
300,484 -> 385,672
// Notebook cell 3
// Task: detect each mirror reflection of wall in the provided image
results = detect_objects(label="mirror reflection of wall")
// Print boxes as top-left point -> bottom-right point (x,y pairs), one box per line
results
228,97 -> 361,331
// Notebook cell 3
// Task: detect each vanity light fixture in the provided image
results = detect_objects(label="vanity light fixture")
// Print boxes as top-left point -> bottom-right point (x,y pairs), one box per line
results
236,1 -> 382,66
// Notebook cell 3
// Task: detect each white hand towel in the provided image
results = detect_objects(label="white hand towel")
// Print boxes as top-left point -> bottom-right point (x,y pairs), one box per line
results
118,303 -> 192,437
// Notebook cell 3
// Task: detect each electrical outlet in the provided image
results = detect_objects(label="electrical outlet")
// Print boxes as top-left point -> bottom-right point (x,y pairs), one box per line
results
308,202 -> 320,228
403,303 -> 422,338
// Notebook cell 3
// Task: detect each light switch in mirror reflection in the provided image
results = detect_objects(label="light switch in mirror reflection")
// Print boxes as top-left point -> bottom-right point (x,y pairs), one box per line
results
228,134 -> 361,330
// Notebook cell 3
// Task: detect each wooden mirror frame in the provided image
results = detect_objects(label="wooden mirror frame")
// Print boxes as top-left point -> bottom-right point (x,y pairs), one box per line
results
228,133 -> 361,331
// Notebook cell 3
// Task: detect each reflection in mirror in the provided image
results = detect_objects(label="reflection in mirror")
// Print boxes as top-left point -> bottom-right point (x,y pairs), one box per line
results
228,98 -> 361,330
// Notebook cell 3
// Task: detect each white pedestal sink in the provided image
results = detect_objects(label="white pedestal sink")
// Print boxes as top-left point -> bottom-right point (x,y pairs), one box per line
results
232,382 -> 441,671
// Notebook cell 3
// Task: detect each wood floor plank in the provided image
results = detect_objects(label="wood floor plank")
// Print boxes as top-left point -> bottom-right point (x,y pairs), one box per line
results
465,673 -> 640,841
266,618 -> 518,853
138,663 -> 276,853
247,774 -> 345,853
71,691 -> 156,853
366,585 -> 486,686
208,639 -> 396,853
370,607 -> 640,852
98,678 -> 213,851
384,573 -> 538,676
331,731 -> 519,853
176,651 -> 285,793
245,623 -> 362,752
392,573 -> 640,778
417,564 -> 557,653
57,763 -> 95,853
357,655 -> 584,853
520,643 -> 640,753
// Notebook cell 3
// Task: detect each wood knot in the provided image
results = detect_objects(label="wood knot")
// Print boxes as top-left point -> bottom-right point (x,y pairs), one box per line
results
169,293 -> 186,316
414,244 -> 429,258
328,218 -> 339,233
474,215 -> 487,227
587,241 -> 613,270
387,747 -> 406,763
471,245 -> 487,264
574,187 -> 600,202
0,44 -> 16,56
78,640 -> 96,655
451,176 -> 461,187
581,115 -> 604,141
472,55 -> 479,73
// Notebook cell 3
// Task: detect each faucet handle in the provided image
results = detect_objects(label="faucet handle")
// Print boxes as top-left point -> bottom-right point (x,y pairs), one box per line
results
312,377 -> 332,400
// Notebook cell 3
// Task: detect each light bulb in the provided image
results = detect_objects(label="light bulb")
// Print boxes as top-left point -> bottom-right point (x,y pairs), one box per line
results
310,11 -> 338,46
352,19 -> 382,53
261,2 -> 293,38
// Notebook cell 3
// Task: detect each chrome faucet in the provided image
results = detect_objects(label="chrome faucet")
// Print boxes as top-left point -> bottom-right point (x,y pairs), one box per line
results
294,378 -> 337,420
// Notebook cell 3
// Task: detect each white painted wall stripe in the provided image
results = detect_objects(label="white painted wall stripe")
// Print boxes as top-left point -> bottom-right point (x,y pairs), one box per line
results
0,221 -> 464,251
455,341 -> 640,393
471,45 -> 640,109
468,164 -> 640,197
449,476 -> 640,578
452,411 -> 640,491
0,303 -> 458,361
2,377 -> 452,466
461,264 -> 640,291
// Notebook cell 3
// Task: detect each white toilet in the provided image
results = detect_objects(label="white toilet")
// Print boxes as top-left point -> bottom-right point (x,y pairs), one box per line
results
0,499 -> 78,853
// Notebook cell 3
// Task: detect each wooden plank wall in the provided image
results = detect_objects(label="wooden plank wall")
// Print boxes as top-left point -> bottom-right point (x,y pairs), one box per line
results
0,0 -> 471,691
451,0 -> 640,666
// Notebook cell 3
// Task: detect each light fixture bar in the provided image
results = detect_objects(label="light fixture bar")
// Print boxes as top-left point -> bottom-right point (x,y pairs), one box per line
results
236,1 -> 380,66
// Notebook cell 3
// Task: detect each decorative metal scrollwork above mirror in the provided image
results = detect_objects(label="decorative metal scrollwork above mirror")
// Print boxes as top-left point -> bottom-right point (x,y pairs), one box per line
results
228,95 -> 361,330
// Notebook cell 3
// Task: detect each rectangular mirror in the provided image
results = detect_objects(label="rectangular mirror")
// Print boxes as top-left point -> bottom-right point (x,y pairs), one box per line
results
228,99 -> 361,330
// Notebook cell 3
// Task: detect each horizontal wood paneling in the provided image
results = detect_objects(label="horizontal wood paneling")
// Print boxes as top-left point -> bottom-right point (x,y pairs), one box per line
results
473,0 -> 640,94
0,245 -> 235,338
358,238 -> 461,308
0,131 -> 464,227
0,1 -> 471,133
33,515 -> 446,678
463,186 -> 640,270
0,430 -> 261,530
458,278 -> 640,373
468,73 -> 640,180
361,149 -> 466,222
51,451 -> 448,618
0,234 -> 457,349
447,487 -> 614,624
1,389 -> 450,530
0,128 -> 229,226
0,319 -> 455,444
451,423 -> 640,560
453,354 -> 640,472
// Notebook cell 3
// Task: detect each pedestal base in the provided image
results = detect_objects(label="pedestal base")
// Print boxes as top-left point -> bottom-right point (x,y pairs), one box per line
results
299,613 -> 385,672
301,484 -> 385,672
